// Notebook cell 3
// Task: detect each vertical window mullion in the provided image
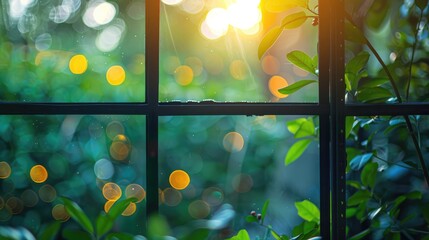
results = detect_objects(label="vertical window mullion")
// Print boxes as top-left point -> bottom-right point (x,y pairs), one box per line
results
331,0 -> 346,238
318,1 -> 331,238
146,0 -> 160,220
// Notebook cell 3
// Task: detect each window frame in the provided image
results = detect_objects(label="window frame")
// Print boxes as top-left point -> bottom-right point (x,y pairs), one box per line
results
3,0 -> 429,239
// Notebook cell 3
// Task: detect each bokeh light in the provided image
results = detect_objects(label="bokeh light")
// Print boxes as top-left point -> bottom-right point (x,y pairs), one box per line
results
227,0 -> 261,31
52,204 -> 70,221
93,2 -> 116,25
185,57 -> 203,77
201,8 -> 229,40
104,200 -> 115,213
181,0 -> 204,14
94,158 -> 115,180
121,202 -> 137,216
69,54 -> 88,75
269,75 -> 289,99
106,121 -> 125,140
6,197 -> 24,215
229,60 -> 248,80
106,65 -> 126,86
188,200 -> 210,219
232,174 -> 254,193
161,188 -> 182,206
102,182 -> 122,201
223,132 -> 244,152
30,165 -> 48,183
161,0 -> 183,6
0,162 -> 11,179
125,184 -> 146,203
38,184 -> 57,203
21,189 -> 39,207
110,134 -> 131,161
174,65 -> 194,86
202,187 -> 224,206
261,55 -> 280,75
169,170 -> 190,190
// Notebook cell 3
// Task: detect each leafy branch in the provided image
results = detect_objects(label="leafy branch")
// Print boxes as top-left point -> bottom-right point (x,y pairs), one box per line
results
344,11 -> 429,187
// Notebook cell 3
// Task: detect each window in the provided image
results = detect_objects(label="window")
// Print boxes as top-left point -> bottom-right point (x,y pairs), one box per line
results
1,0 -> 428,239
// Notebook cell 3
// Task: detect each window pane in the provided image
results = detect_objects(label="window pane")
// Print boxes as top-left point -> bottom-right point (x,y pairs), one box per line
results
346,115 -> 429,239
160,1 -> 319,103
345,1 -> 429,103
0,1 -> 145,102
159,115 -> 320,238
0,115 -> 146,237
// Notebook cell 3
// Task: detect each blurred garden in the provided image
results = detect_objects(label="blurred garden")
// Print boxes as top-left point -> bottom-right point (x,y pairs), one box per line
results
0,0 -> 428,239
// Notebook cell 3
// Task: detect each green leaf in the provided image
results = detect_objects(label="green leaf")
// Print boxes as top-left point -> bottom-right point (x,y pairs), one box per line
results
287,51 -> 317,74
295,118 -> 315,138
345,52 -> 370,91
347,190 -> 371,206
356,87 -> 393,103
349,229 -> 371,240
97,198 -> 137,238
148,214 -> 170,238
416,0 -> 428,10
37,221 -> 61,240
312,55 -> 318,70
258,26 -> 282,59
181,228 -> 210,240
287,118 -> 307,135
349,153 -> 373,171
285,139 -> 312,166
105,232 -> 136,240
264,0 -> 307,12
281,11 -> 307,29
361,162 -> 377,188
406,191 -> 422,199
358,78 -> 389,90
261,200 -> 269,221
295,200 -> 320,223
61,197 -> 94,235
345,21 -> 366,44
245,215 -> 258,223
345,117 -> 355,139
279,80 -> 317,95
62,229 -> 93,240
227,229 -> 250,240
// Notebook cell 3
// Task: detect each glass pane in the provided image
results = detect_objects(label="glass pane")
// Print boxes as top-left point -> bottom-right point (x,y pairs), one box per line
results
159,115 -> 320,238
345,1 -> 429,103
0,115 -> 146,237
346,115 -> 429,239
0,0 -> 145,102
160,0 -> 319,103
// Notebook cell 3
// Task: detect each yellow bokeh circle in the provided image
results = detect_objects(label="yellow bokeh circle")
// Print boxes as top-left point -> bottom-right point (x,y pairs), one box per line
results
268,75 -> 289,99
174,65 -> 194,86
30,165 -> 48,183
169,170 -> 190,190
102,182 -> 122,201
125,184 -> 146,203
52,204 -> 70,222
106,65 -> 126,86
69,54 -> 88,74
0,162 -> 11,179
121,202 -> 137,216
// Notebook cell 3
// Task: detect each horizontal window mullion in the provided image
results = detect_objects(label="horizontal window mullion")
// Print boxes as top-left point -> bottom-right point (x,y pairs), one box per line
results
345,103 -> 429,116
0,103 -> 150,115
158,103 -> 328,116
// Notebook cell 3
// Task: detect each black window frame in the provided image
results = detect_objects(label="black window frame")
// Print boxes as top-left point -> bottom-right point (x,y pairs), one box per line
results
2,0 -> 429,239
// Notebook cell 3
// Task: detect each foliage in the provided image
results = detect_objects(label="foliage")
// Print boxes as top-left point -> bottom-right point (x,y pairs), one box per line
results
256,0 -> 429,239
